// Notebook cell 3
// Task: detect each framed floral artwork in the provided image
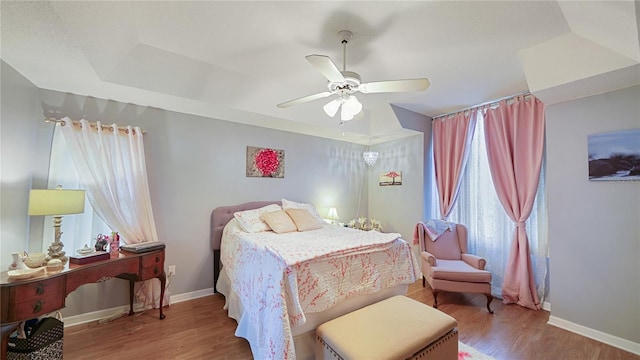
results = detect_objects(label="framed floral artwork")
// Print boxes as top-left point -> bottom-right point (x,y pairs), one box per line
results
246,146 -> 285,178
379,171 -> 402,186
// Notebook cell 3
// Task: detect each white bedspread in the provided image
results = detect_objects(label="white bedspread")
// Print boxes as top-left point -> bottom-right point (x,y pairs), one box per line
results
220,220 -> 420,359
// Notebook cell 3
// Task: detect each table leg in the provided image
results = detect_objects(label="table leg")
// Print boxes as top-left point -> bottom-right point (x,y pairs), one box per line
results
158,271 -> 166,319
128,279 -> 135,316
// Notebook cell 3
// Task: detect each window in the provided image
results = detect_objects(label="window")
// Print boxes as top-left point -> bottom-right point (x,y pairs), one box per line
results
43,126 -> 111,254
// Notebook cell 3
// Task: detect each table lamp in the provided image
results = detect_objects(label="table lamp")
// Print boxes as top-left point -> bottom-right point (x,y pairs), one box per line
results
28,185 -> 86,264
327,207 -> 340,225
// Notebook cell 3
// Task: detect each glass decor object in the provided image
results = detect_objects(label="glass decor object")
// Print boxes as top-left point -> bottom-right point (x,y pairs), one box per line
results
363,151 -> 379,166
28,185 -> 85,264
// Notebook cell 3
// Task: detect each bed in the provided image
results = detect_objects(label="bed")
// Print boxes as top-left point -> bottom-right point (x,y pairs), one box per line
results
211,201 -> 420,360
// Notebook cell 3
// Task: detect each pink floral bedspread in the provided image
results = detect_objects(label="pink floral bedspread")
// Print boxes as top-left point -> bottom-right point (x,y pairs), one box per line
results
221,222 -> 420,360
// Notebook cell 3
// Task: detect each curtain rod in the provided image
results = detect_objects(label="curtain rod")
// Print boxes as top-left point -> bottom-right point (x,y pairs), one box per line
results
44,117 -> 146,135
432,91 -> 531,120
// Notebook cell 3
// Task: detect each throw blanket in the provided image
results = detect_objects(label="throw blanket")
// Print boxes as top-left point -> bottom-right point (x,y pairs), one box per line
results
221,222 -> 420,360
413,219 -> 454,245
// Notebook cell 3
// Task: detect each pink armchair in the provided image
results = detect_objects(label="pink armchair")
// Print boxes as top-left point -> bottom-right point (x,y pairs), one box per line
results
417,222 -> 493,313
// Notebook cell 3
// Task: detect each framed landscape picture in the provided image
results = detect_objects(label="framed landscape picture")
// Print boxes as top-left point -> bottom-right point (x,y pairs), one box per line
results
588,128 -> 640,181
246,146 -> 285,178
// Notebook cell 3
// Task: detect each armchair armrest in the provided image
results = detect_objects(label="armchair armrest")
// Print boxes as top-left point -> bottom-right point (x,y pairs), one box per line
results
421,251 -> 437,267
461,253 -> 486,270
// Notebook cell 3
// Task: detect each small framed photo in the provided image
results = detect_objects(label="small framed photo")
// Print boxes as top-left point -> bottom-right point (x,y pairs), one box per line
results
379,171 -> 402,186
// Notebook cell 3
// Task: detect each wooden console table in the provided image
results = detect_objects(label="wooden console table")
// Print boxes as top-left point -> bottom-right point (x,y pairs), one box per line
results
0,249 -> 166,359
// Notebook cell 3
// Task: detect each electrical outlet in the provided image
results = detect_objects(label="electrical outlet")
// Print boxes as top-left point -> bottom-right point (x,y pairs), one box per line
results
168,265 -> 176,276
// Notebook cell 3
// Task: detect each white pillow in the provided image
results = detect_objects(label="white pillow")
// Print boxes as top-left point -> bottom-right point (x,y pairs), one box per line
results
233,204 -> 282,233
281,199 -> 323,222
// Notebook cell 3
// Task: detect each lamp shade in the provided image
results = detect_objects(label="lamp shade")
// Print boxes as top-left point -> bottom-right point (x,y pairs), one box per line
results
343,95 -> 362,115
323,99 -> 341,117
327,207 -> 340,221
28,188 -> 86,216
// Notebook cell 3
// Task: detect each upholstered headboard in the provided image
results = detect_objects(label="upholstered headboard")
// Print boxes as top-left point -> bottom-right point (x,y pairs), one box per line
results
210,201 -> 280,292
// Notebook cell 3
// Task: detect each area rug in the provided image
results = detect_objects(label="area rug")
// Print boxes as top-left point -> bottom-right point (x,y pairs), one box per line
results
459,341 -> 495,360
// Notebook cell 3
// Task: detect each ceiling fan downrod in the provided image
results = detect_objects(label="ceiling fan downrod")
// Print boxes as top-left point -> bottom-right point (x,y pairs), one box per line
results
337,30 -> 353,72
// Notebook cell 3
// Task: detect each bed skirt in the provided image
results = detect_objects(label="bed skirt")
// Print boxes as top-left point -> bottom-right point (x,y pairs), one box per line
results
216,267 -> 409,360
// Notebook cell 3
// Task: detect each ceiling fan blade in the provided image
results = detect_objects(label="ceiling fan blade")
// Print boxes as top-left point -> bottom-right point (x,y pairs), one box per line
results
305,55 -> 345,83
277,91 -> 333,109
359,78 -> 430,94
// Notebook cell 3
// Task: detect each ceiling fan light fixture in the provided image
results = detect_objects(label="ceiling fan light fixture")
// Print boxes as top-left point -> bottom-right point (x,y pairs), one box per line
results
340,103 -> 354,121
323,99 -> 341,117
343,95 -> 362,115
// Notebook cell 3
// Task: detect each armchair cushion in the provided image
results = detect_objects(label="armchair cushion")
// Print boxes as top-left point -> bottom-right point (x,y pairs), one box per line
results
429,260 -> 492,283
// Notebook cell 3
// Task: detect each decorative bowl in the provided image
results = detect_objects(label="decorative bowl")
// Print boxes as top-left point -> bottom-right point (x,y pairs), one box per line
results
8,267 -> 45,280
23,252 -> 46,268
77,245 -> 95,255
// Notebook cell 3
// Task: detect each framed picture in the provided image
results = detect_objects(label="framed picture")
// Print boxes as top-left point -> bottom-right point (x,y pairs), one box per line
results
379,171 -> 402,186
246,146 -> 285,178
588,128 -> 640,181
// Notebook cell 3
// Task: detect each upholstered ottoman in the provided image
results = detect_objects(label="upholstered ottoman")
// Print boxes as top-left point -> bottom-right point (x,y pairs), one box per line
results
316,295 -> 458,360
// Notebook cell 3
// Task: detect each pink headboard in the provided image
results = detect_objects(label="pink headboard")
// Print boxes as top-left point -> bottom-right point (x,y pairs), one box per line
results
210,201 -> 280,251
210,201 -> 280,292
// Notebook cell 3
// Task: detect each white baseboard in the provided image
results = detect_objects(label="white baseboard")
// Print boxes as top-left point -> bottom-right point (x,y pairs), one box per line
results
548,315 -> 640,355
62,287 -> 216,327
542,301 -> 551,311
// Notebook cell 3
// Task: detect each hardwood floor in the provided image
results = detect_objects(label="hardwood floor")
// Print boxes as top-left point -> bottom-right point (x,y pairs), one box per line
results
64,281 -> 639,359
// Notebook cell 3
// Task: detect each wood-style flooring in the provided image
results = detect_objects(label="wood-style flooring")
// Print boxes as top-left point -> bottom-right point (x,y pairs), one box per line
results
63,281 -> 639,359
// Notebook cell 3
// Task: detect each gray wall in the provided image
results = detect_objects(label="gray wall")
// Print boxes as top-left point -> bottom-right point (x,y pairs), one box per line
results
546,85 -> 640,343
2,65 -> 427,317
0,61 -> 46,257
368,134 -> 423,243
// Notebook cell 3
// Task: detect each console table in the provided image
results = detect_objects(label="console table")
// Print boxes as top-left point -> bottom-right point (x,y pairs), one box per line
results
0,249 -> 166,359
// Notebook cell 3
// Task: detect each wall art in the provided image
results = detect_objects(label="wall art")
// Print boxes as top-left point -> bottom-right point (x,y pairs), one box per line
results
246,146 -> 285,178
379,171 -> 402,186
588,128 -> 640,181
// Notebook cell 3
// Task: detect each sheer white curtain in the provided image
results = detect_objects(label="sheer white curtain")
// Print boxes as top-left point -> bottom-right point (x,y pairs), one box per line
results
51,118 -> 167,308
441,111 -> 548,302
45,127 -> 111,255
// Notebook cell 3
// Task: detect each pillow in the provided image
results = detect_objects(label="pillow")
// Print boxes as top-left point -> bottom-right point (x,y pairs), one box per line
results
281,199 -> 323,222
286,208 -> 323,231
233,204 -> 282,233
260,210 -> 297,234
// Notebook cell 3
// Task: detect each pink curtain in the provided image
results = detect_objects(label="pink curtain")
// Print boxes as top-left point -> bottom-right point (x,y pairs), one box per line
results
433,110 -> 477,219
484,95 -> 545,310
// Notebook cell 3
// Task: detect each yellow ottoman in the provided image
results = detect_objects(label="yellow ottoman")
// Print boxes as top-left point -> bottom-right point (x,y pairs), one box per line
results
316,295 -> 458,360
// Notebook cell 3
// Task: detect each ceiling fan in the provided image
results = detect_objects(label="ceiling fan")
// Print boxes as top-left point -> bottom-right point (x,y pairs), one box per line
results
277,30 -> 430,122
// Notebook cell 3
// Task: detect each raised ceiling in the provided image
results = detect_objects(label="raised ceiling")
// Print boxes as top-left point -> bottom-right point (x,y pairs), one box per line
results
2,1 -> 638,144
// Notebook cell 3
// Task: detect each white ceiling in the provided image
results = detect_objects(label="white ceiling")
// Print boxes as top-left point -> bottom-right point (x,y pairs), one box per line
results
2,1 -> 639,144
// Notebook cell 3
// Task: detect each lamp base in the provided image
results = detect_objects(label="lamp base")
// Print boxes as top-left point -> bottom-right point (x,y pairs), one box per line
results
47,215 -> 68,265
46,241 -> 68,265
